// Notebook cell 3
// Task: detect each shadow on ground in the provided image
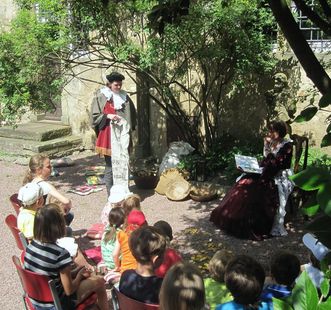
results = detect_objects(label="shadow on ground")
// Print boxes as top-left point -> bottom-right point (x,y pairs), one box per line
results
172,197 -> 307,275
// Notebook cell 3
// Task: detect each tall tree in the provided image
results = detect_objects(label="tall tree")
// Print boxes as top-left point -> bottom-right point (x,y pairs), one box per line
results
268,0 -> 331,146
0,0 -> 274,152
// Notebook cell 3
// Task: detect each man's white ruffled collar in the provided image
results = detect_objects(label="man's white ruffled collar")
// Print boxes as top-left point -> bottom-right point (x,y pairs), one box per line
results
100,87 -> 127,110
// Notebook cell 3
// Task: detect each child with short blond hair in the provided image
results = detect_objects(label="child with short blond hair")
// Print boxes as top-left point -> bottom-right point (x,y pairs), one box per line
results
122,194 -> 141,215
17,182 -> 44,240
204,250 -> 233,309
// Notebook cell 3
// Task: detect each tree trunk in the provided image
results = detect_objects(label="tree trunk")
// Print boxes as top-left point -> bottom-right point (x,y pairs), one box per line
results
268,0 -> 331,95
135,70 -> 151,158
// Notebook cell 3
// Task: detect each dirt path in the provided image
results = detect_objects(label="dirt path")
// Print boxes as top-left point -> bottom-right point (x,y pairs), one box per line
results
0,153 -> 307,309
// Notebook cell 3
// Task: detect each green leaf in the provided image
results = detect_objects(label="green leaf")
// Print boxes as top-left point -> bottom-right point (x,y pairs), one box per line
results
327,123 -> 331,133
290,167 -> 331,191
317,298 -> 331,310
302,204 -> 320,217
294,107 -> 318,123
321,133 -> 331,148
306,215 -> 331,249
292,271 -> 318,310
317,182 -> 331,216
273,297 -> 293,310
320,279 -> 330,298
319,93 -> 331,108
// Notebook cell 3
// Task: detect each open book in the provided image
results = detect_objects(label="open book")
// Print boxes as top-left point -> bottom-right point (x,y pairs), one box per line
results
235,154 -> 263,174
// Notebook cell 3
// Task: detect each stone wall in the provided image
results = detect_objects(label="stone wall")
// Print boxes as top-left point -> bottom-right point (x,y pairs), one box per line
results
0,0 -> 16,31
61,59 -> 141,152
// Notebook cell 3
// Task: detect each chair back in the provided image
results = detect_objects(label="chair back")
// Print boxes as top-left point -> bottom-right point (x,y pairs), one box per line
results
5,214 -> 28,250
111,287 -> 159,310
12,255 -> 55,304
9,193 -> 21,215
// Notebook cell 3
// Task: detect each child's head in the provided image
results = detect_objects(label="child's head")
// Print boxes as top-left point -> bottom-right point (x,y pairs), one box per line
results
23,154 -> 50,184
108,184 -> 131,207
122,194 -> 141,215
129,226 -> 166,266
125,209 -> 147,232
208,249 -> 234,283
34,203 -> 66,243
153,220 -> 173,242
160,262 -> 205,310
303,233 -> 330,269
18,182 -> 44,209
103,207 -> 125,243
270,251 -> 300,287
225,255 -> 265,306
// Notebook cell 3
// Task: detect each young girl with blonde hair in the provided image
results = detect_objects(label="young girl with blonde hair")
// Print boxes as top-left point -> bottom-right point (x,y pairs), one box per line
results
23,154 -> 73,226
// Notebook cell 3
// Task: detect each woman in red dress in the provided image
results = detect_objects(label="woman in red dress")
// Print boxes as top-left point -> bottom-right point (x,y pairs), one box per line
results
210,121 -> 293,240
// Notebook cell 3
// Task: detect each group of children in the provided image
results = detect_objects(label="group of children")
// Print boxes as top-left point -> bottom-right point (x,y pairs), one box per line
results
14,154 -> 330,310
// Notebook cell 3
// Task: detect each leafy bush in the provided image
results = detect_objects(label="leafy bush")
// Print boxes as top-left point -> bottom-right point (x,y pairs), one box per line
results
178,134 -> 263,181
273,271 -> 331,310
300,148 -> 331,169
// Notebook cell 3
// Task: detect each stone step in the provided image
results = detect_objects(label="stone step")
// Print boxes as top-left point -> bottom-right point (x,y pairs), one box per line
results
0,135 -> 82,158
0,121 -> 71,141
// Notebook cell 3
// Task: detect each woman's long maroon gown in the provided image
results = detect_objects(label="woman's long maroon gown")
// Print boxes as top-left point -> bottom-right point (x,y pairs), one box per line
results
210,142 -> 293,239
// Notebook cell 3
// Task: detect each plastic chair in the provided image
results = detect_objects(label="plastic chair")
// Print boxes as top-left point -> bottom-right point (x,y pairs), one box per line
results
12,255 -> 97,310
5,214 -> 28,250
9,193 -> 21,215
111,287 -> 160,310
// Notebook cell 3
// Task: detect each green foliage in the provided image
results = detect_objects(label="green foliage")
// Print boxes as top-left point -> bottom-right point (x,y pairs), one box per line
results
0,0 -> 69,123
292,92 -> 331,147
300,148 -> 331,168
306,215 -> 331,249
0,0 -> 275,154
178,134 -> 262,181
321,133 -> 331,148
273,271 -> 331,310
294,106 -> 318,123
290,166 -> 331,219
319,93 -> 331,108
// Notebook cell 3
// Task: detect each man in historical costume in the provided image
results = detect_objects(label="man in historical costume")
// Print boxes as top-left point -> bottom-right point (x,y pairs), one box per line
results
91,72 -> 136,196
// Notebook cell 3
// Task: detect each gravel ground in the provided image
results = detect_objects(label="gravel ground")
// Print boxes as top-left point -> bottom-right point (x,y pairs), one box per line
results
0,152 -> 308,309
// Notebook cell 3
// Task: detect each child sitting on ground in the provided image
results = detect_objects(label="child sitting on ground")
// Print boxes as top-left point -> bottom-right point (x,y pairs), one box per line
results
159,262 -> 206,310
302,233 -> 330,289
204,250 -> 233,309
119,226 -> 166,304
113,209 -> 147,274
122,194 -> 141,215
24,204 -> 108,310
261,251 -> 300,302
217,255 -> 272,310
101,207 -> 125,270
100,184 -> 131,225
153,220 -> 182,277
17,182 -> 44,240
